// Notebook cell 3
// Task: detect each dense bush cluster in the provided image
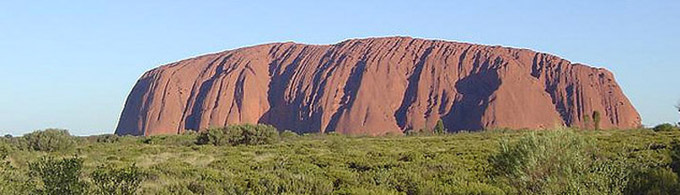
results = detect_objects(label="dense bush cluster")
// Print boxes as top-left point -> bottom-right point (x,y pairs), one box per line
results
654,123 -> 679,132
196,124 -> 279,146
0,140 -> 32,193
625,167 -> 680,194
29,156 -> 89,194
1,126 -> 680,194
1,155 -> 144,194
95,134 -> 120,143
489,130 -> 630,194
21,129 -> 76,152
92,164 -> 143,195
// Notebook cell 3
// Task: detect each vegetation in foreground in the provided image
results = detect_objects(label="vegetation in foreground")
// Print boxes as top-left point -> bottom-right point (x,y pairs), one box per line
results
2,124 -> 680,194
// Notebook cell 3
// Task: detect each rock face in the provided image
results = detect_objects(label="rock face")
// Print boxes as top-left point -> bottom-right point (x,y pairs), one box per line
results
115,37 -> 641,136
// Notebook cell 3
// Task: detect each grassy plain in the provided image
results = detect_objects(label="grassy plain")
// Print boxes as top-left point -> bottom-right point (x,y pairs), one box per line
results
2,128 -> 679,194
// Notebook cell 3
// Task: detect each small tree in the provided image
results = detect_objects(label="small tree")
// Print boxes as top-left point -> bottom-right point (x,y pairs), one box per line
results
434,120 -> 446,135
29,156 -> 88,195
92,164 -> 144,195
583,114 -> 591,130
592,111 -> 601,130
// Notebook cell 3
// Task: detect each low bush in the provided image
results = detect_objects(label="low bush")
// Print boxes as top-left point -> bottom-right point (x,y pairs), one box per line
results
0,141 -> 10,160
404,128 -> 434,136
0,164 -> 33,194
142,134 -> 197,146
95,134 -> 120,143
280,130 -> 299,140
29,156 -> 88,194
669,140 -> 680,175
92,164 -> 144,195
196,127 -> 225,146
0,141 -> 33,194
654,123 -> 679,132
488,130 -> 629,194
624,167 -> 680,195
22,129 -> 75,152
196,124 -> 279,146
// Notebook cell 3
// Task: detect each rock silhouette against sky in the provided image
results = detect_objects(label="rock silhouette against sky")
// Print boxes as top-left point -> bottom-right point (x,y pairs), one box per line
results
115,37 -> 640,136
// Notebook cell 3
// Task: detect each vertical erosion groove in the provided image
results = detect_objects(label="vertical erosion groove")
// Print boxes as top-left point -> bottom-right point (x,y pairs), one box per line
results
326,58 -> 368,132
394,46 -> 435,130
183,57 -> 229,131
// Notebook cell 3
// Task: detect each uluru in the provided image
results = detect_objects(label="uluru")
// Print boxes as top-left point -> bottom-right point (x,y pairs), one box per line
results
115,37 -> 641,136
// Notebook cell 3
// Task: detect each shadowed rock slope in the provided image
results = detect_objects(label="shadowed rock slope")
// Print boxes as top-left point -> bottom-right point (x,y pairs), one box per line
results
115,37 -> 641,136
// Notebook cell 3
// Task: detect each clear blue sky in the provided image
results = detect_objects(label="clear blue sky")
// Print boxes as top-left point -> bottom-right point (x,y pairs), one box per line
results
1,1 -> 678,136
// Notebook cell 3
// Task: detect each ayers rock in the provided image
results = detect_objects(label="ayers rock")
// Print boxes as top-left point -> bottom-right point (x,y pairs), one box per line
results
115,37 -> 641,136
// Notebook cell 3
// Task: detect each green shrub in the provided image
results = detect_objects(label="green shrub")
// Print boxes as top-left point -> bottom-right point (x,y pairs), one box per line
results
234,124 -> 279,145
22,129 -> 76,152
404,128 -> 433,136
29,156 -> 88,194
670,140 -> 680,176
0,164 -> 33,194
92,164 -> 144,195
593,111 -> 602,130
196,124 -> 279,146
489,130 -> 628,194
434,119 -> 446,134
0,141 -> 34,194
0,141 -> 10,160
181,171 -> 244,194
95,134 -> 120,143
142,134 -> 197,146
654,124 -> 679,132
196,127 -> 226,146
588,155 -> 633,194
624,167 -> 680,195
280,130 -> 299,140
